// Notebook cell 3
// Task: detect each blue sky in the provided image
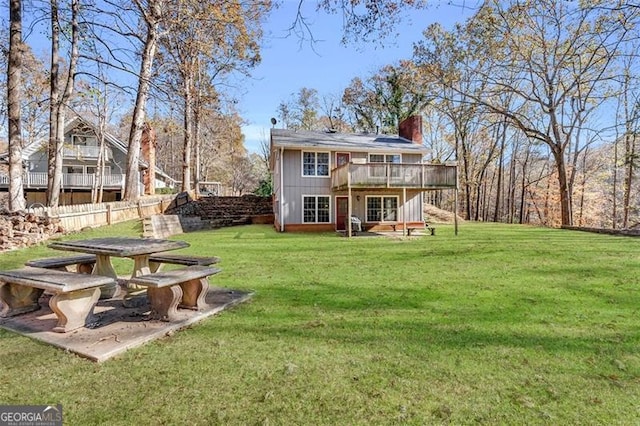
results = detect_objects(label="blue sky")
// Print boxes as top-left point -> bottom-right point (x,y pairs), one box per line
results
23,1 -> 473,153
238,1 -> 474,153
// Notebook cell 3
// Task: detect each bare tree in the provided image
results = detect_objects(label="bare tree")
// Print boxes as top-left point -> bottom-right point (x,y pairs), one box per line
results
7,0 -> 26,211
418,1 -> 640,226
47,0 -> 80,207
157,0 -> 270,192
123,0 -> 165,201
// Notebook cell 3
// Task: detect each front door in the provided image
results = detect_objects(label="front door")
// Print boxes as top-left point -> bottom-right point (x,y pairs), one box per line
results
336,197 -> 348,231
336,152 -> 350,167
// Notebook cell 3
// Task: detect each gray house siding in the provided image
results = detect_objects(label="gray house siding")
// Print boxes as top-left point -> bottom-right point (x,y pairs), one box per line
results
279,148 -> 426,227
26,150 -> 47,172
282,149 -> 332,224
346,190 -> 422,224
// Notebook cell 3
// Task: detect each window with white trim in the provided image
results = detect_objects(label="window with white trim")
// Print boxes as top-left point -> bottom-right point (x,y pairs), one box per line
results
302,151 -> 330,177
369,154 -> 401,178
86,166 -> 111,175
72,134 -> 97,146
303,196 -> 330,223
369,154 -> 401,164
366,196 -> 398,222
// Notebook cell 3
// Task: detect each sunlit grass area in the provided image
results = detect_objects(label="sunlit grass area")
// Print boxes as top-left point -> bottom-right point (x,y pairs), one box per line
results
1,222 -> 639,424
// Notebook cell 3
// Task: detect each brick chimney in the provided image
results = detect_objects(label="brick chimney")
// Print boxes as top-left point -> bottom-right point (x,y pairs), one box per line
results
399,115 -> 423,144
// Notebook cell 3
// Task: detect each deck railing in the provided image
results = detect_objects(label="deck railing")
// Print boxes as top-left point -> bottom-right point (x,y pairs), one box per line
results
0,172 -> 124,189
331,162 -> 457,190
63,145 -> 112,160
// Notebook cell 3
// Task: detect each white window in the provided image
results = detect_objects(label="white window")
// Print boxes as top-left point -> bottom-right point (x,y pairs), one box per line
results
72,134 -> 97,146
86,166 -> 111,175
369,154 -> 401,178
303,196 -> 330,223
366,196 -> 398,222
302,152 -> 330,177
369,154 -> 401,164
65,166 -> 83,174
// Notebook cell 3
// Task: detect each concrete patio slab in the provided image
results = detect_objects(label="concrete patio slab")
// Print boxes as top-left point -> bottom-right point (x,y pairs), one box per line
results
0,282 -> 252,362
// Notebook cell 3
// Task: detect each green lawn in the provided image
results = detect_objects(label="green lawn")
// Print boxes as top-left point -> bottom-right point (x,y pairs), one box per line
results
1,222 -> 639,425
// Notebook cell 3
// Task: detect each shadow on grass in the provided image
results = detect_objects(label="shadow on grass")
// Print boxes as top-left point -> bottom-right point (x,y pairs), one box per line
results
215,307 -> 640,356
224,280 -> 640,356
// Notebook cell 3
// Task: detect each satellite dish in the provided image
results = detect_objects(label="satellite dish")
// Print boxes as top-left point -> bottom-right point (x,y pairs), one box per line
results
270,117 -> 277,127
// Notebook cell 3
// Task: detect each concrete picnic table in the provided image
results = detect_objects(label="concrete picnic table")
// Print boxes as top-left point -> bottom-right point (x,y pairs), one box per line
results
48,237 -> 189,298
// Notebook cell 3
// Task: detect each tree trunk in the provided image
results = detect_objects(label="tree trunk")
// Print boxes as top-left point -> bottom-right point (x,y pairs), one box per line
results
124,0 -> 162,201
552,155 -> 572,226
623,133 -> 636,229
47,0 -> 61,206
7,0 -> 26,212
47,0 -> 79,207
612,126 -> 619,229
193,109 -> 201,193
182,74 -> 193,191
493,120 -> 506,222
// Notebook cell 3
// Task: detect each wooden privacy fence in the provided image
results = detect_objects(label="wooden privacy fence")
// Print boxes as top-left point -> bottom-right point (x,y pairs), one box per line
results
26,194 -> 179,233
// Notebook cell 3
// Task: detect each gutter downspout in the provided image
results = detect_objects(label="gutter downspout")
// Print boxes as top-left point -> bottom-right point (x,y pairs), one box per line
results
280,147 -> 284,232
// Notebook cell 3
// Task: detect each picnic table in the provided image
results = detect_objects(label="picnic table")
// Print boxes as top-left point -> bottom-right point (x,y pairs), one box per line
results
48,237 -> 189,298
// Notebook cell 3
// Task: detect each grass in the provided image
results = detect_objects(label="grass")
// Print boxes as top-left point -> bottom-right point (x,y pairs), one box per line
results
0,222 -> 639,424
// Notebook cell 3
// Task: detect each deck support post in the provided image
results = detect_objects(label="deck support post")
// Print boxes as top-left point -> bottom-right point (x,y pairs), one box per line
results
402,187 -> 407,237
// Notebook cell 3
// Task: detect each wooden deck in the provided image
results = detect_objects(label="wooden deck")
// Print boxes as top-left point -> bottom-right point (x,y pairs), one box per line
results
331,162 -> 457,191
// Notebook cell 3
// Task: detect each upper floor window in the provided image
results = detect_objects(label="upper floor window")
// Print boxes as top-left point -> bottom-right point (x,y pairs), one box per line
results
303,151 -> 329,177
369,154 -> 401,178
72,134 -> 97,146
369,154 -> 401,163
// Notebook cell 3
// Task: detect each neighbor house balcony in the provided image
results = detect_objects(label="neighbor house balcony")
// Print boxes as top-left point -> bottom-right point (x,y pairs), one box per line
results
331,162 -> 457,191
0,172 -> 124,190
63,145 -> 112,160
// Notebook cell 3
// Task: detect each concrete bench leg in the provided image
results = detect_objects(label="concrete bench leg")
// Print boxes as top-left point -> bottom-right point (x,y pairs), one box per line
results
147,286 -> 183,322
0,283 -> 44,317
148,261 -> 163,273
179,278 -> 210,311
49,287 -> 101,333
93,254 -> 119,299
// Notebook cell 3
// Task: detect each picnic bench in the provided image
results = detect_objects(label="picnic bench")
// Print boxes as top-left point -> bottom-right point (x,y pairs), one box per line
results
25,254 -> 97,274
147,253 -> 221,273
425,223 -> 436,236
405,224 -> 436,236
0,266 -> 116,333
128,265 -> 221,321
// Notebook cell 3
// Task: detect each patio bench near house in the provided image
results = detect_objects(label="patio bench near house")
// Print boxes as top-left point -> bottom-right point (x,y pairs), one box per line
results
425,223 -> 436,236
25,254 -> 97,274
406,225 -> 435,236
147,253 -> 221,273
128,265 -> 221,321
0,266 -> 116,332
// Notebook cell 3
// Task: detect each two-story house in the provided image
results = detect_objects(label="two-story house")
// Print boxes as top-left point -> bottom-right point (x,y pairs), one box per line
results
270,116 -> 457,235
0,116 -> 176,206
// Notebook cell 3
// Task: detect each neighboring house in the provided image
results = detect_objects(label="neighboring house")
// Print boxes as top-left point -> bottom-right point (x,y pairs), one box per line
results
270,115 -> 457,234
0,116 -> 176,206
